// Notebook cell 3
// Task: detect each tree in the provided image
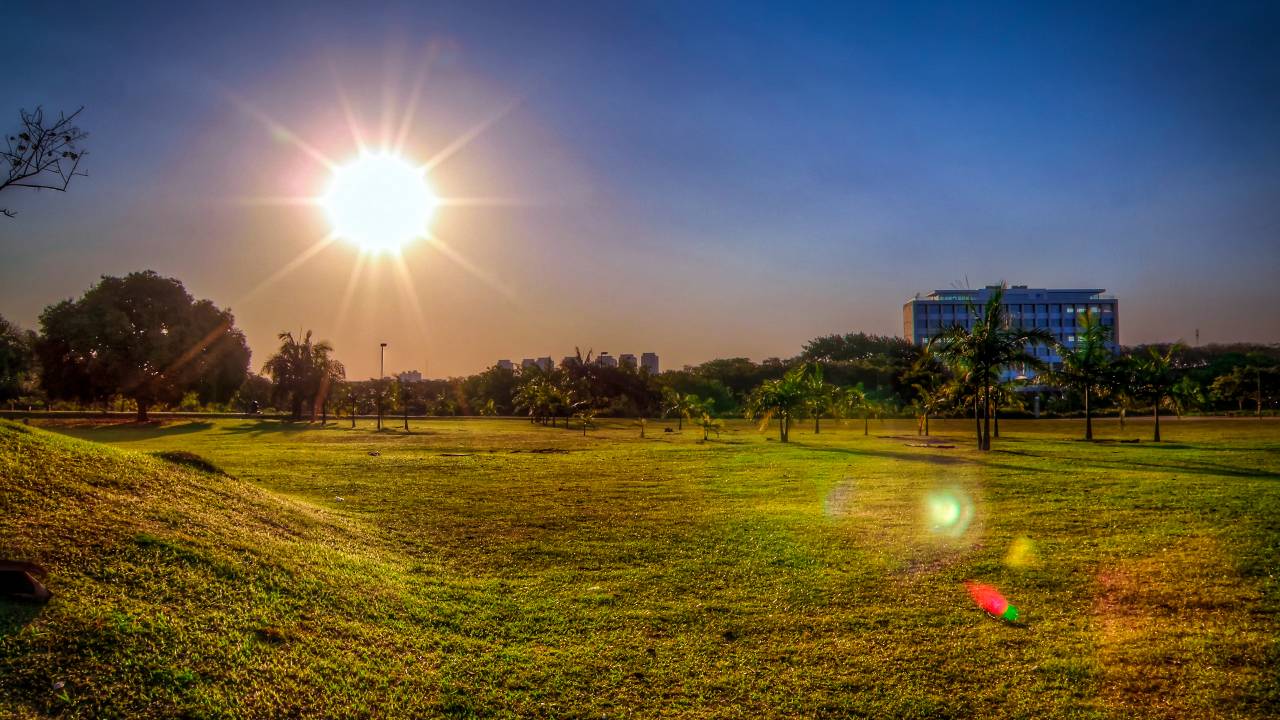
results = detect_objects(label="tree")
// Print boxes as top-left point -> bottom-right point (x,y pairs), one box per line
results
838,385 -> 867,435
930,286 -> 1051,450
398,379 -> 419,430
37,271 -> 249,421
744,365 -> 807,442
261,331 -> 345,421
799,363 -> 839,434
1107,356 -> 1141,430
1045,309 -> 1113,440
697,398 -> 721,441
232,374 -> 272,415
370,377 -> 393,430
662,388 -> 702,431
2,107 -> 88,218
1168,376 -> 1206,419
899,345 -> 946,436
1135,346 -> 1180,442
0,315 -> 36,403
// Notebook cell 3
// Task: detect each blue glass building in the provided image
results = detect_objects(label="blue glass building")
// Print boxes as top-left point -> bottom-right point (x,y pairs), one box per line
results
903,285 -> 1119,371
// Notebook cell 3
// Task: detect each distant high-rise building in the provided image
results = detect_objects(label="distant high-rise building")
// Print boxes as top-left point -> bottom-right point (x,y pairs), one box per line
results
641,352 -> 659,374
397,370 -> 423,383
562,355 -> 577,367
597,352 -> 618,368
521,358 -> 537,369
496,359 -> 514,371
537,357 -> 553,371
903,285 -> 1119,373
619,353 -> 637,368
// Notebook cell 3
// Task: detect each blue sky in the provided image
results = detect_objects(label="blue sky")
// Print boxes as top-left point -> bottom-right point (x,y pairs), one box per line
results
2,1 -> 1277,376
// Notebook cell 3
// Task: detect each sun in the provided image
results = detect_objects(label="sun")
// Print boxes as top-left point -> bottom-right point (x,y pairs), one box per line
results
322,153 -> 436,253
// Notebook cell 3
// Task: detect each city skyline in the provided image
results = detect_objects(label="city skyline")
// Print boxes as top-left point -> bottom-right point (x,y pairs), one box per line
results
3,2 -> 1279,378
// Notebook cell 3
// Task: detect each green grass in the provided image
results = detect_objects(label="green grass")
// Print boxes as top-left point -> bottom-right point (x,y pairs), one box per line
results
2,415 -> 1278,718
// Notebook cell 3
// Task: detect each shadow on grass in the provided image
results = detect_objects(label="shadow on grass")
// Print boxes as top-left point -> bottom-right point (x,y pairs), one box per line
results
998,448 -> 1280,480
0,600 -> 43,638
219,420 -> 332,437
793,443 -> 1051,475
53,420 -> 216,443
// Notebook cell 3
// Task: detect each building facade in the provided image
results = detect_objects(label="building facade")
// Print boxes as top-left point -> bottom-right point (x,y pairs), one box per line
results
903,286 -> 1119,370
641,352 -> 660,374
397,370 -> 423,383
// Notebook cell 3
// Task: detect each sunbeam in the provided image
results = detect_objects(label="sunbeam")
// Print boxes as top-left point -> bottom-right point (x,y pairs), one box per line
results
330,61 -> 370,155
236,233 -> 339,305
424,232 -> 516,300
333,250 -> 369,333
422,95 -> 523,173
390,253 -> 432,339
393,46 -> 440,155
225,91 -> 337,170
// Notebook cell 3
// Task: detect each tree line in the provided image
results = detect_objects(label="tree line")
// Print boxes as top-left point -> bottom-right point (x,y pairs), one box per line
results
1,274 -> 1277,446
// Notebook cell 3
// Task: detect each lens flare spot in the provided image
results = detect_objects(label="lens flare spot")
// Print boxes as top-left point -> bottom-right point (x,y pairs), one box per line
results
923,488 -> 973,538
1004,535 -> 1040,568
965,581 -> 1020,623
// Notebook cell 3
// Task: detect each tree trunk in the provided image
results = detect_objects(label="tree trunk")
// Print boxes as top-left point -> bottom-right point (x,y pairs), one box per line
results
864,413 -> 869,436
974,397 -> 982,449
1153,403 -> 1161,442
924,412 -> 929,436
814,415 -> 820,434
1084,387 -> 1093,441
1119,406 -> 1125,430
994,409 -> 1000,439
136,400 -> 150,423
982,388 -> 992,451
678,416 -> 683,431
292,398 -> 304,421
1258,370 -> 1263,419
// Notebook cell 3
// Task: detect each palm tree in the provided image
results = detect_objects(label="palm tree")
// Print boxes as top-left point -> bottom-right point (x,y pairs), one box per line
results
799,363 -> 839,433
661,388 -> 701,431
930,286 -> 1051,450
1135,345 -> 1181,442
744,365 -> 806,442
261,331 -> 345,421
1107,355 -> 1141,430
903,345 -> 947,436
1045,309 -> 1113,441
989,379 -> 1028,439
838,385 -> 867,435
1169,375 -> 1205,419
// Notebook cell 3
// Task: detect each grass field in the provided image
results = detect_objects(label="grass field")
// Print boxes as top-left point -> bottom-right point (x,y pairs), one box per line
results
2,415 -> 1278,718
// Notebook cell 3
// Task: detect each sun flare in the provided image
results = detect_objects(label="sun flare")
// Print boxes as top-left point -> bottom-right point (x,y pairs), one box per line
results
322,153 -> 435,253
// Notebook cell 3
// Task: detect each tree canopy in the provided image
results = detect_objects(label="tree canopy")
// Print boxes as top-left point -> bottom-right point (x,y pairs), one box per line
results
36,271 -> 249,420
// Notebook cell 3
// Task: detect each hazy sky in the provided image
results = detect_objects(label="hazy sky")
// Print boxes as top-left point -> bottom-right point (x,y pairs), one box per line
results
3,1 -> 1278,377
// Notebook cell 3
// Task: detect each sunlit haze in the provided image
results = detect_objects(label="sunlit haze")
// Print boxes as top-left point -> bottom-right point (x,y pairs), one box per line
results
2,2 -> 1278,378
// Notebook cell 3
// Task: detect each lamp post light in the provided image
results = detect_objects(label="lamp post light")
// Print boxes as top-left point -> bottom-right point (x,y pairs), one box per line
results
378,342 -> 388,430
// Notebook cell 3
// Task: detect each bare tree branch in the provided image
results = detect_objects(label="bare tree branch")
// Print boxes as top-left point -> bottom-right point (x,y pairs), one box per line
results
1,106 -> 88,218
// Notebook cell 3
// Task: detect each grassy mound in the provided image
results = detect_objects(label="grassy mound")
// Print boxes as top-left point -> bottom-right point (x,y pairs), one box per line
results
149,450 -> 228,476
4,417 -> 1279,718
0,421 -> 459,719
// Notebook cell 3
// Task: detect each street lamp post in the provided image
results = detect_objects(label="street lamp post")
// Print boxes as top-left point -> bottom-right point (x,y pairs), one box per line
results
378,342 -> 388,430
